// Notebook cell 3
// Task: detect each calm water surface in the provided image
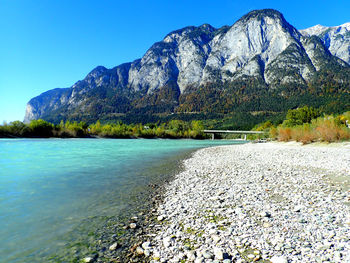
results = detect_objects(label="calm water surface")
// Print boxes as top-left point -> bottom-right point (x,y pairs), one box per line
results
0,138 -> 244,262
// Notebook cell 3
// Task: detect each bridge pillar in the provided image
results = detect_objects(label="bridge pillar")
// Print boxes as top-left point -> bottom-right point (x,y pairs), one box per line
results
244,134 -> 247,140
212,133 -> 215,140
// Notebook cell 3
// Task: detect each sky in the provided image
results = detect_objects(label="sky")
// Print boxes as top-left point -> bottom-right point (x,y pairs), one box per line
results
1,0 -> 350,123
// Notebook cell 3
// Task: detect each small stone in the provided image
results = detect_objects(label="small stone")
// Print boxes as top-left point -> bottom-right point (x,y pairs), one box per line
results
299,218 -> 307,224
144,249 -> 151,257
270,255 -> 288,263
223,260 -> 231,263
212,234 -> 221,243
177,252 -> 185,260
153,249 -> 160,259
163,236 -> 174,248
294,205 -> 303,212
275,244 -> 282,251
184,244 -> 191,250
202,251 -> 214,259
209,229 -> 217,235
247,254 -> 255,259
213,247 -> 224,260
136,246 -> 144,255
129,223 -> 137,229
261,211 -> 272,218
327,215 -> 336,222
83,257 -> 93,263
109,242 -> 118,251
263,222 -> 271,228
186,251 -> 196,261
157,215 -> 165,221
142,241 -> 151,250
253,255 -> 261,261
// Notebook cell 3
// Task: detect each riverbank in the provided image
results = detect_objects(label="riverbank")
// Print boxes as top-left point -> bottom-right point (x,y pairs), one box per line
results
135,142 -> 350,262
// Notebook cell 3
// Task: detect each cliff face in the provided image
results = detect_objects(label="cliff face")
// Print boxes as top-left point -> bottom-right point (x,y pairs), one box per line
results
24,9 -> 350,123
300,22 -> 350,64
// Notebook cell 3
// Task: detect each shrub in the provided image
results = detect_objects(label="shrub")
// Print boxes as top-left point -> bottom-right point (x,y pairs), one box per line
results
277,127 -> 292,141
269,126 -> 278,139
291,124 -> 318,144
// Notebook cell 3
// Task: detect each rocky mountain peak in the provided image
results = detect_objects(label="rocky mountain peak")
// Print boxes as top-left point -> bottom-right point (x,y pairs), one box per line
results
236,9 -> 285,25
300,24 -> 329,36
201,9 -> 303,85
339,22 -> 350,30
199,23 -> 216,31
86,66 -> 108,79
300,22 -> 350,64
163,24 -> 216,44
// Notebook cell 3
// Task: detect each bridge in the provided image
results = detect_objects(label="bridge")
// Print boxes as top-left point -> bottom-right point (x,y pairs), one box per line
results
203,129 -> 266,140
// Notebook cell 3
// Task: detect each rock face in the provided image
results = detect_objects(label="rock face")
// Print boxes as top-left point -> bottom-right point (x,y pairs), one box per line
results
24,9 -> 350,123
300,23 -> 350,64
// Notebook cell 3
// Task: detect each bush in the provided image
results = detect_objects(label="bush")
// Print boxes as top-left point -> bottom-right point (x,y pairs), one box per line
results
277,127 -> 292,141
290,124 -> 318,144
273,112 -> 350,143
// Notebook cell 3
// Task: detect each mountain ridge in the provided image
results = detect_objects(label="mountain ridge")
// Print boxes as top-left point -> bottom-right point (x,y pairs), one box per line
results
24,9 -> 350,124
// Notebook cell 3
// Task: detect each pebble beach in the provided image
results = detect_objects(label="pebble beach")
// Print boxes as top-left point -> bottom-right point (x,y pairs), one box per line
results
137,142 -> 350,263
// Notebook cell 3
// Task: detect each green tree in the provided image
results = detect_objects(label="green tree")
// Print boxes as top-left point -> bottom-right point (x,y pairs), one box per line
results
28,119 -> 54,137
282,106 -> 321,127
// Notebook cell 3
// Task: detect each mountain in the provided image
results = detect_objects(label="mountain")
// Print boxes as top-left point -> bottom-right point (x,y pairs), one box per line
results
24,9 -> 350,125
300,23 -> 350,64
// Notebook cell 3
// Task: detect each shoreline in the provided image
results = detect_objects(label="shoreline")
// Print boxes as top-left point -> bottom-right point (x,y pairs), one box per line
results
78,147 -> 202,263
132,142 -> 350,263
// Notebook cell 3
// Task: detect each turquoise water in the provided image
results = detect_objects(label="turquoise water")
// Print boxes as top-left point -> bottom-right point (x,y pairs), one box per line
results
0,138 -> 244,262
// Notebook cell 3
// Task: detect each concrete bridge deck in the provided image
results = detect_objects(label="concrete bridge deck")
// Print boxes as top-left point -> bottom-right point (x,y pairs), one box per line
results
203,129 -> 266,140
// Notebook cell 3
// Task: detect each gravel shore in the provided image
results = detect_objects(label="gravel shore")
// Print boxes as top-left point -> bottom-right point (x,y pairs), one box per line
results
139,142 -> 350,263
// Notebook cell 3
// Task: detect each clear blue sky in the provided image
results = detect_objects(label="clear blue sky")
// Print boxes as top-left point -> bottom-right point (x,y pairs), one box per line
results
1,0 -> 349,123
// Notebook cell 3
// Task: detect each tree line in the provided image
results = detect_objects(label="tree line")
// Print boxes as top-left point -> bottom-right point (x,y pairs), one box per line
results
0,119 -> 206,139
